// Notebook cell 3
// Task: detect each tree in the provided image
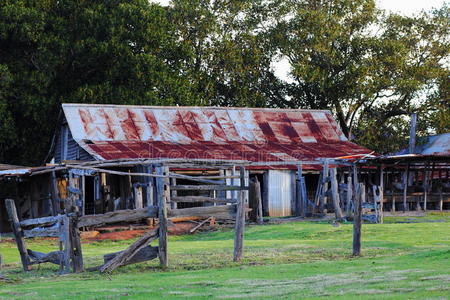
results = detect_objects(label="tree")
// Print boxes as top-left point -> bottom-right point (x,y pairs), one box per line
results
269,0 -> 449,153
169,0 -> 285,107
0,0 -> 196,165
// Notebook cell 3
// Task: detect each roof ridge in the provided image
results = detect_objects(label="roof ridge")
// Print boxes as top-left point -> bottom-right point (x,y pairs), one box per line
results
61,103 -> 332,113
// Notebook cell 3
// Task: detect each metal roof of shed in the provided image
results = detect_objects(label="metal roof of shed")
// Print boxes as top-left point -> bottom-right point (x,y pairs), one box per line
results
61,104 -> 372,168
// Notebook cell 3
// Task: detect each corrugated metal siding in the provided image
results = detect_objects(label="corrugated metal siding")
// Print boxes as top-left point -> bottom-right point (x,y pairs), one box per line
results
54,125 -> 93,163
267,170 -> 296,217
54,127 -> 62,163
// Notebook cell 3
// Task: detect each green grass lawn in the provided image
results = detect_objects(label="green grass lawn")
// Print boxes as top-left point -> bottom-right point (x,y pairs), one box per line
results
0,213 -> 449,299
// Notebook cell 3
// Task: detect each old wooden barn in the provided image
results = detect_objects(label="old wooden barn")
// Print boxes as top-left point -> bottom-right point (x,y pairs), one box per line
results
0,104 -> 374,231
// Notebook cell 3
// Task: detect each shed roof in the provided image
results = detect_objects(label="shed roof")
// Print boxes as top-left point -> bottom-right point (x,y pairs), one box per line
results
396,133 -> 450,156
61,104 -> 372,168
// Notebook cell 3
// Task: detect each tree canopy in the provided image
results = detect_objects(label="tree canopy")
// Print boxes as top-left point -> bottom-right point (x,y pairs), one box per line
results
0,0 -> 448,165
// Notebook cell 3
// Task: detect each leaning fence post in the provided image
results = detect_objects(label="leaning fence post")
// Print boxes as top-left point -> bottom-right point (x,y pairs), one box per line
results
5,199 -> 31,271
156,165 -> 168,268
233,166 -> 246,262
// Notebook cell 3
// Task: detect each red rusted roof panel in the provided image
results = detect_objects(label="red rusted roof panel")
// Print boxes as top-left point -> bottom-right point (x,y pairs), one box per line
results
63,104 -> 373,168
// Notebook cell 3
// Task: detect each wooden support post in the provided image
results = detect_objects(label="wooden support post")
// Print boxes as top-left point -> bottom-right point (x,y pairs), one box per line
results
60,215 -> 71,274
423,165 -> 428,211
346,175 -> 353,218
390,172 -> 396,212
330,168 -> 344,220
255,177 -> 263,225
379,166 -> 384,223
70,216 -> 84,272
402,166 -> 409,212
233,166 -> 246,262
320,161 -> 329,213
170,177 -> 177,209
50,171 -> 60,215
353,182 -> 362,256
156,165 -> 168,268
5,199 -> 31,271
296,164 -> 302,216
438,170 -> 443,211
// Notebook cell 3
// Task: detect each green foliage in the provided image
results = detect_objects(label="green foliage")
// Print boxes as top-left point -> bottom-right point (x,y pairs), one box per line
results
0,0 -> 197,165
267,0 -> 449,153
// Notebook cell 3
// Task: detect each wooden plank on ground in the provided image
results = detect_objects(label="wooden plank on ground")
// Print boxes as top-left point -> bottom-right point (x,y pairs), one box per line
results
28,249 -> 61,265
103,246 -> 158,267
99,227 -> 159,273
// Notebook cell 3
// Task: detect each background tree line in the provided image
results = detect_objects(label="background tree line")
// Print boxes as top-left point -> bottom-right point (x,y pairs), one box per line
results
0,0 -> 448,165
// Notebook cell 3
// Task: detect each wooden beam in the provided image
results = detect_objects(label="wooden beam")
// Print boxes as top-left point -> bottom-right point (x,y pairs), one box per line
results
99,227 -> 159,273
379,166 -> 384,223
77,207 -> 158,228
60,215 -> 71,274
28,250 -> 61,265
5,199 -> 31,271
103,246 -> 158,267
255,177 -> 263,225
20,215 -> 59,228
353,183 -> 362,256
170,185 -> 247,191
156,166 -> 168,268
330,168 -> 344,220
168,205 -> 237,219
346,175 -> 353,218
233,166 -> 246,262
402,165 -> 409,211
296,164 -> 302,217
171,196 -> 236,204
70,216 -> 84,273
320,161 -> 329,213
23,223 -> 60,238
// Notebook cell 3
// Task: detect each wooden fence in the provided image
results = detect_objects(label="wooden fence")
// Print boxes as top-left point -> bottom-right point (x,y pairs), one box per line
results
5,161 -> 248,274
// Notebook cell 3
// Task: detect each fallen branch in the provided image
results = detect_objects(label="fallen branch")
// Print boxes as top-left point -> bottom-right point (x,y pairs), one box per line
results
189,217 -> 212,234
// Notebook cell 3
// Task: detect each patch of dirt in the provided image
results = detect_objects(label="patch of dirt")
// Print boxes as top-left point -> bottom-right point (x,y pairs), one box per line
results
83,221 -> 201,241
91,229 -> 146,241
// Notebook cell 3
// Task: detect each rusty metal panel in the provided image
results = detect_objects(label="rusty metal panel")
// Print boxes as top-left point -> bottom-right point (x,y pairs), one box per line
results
61,104 -> 373,167
267,170 -> 295,217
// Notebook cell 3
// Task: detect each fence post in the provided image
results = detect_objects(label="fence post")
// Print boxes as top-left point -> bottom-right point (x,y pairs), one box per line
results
5,199 -> 31,271
156,165 -> 168,268
353,182 -> 362,256
233,166 -> 246,262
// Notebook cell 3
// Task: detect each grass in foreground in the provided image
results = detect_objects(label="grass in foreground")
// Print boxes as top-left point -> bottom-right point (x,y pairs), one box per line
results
0,213 -> 449,299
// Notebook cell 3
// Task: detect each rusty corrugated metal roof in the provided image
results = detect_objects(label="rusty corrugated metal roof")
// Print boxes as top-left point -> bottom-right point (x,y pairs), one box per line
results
62,104 -> 372,168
